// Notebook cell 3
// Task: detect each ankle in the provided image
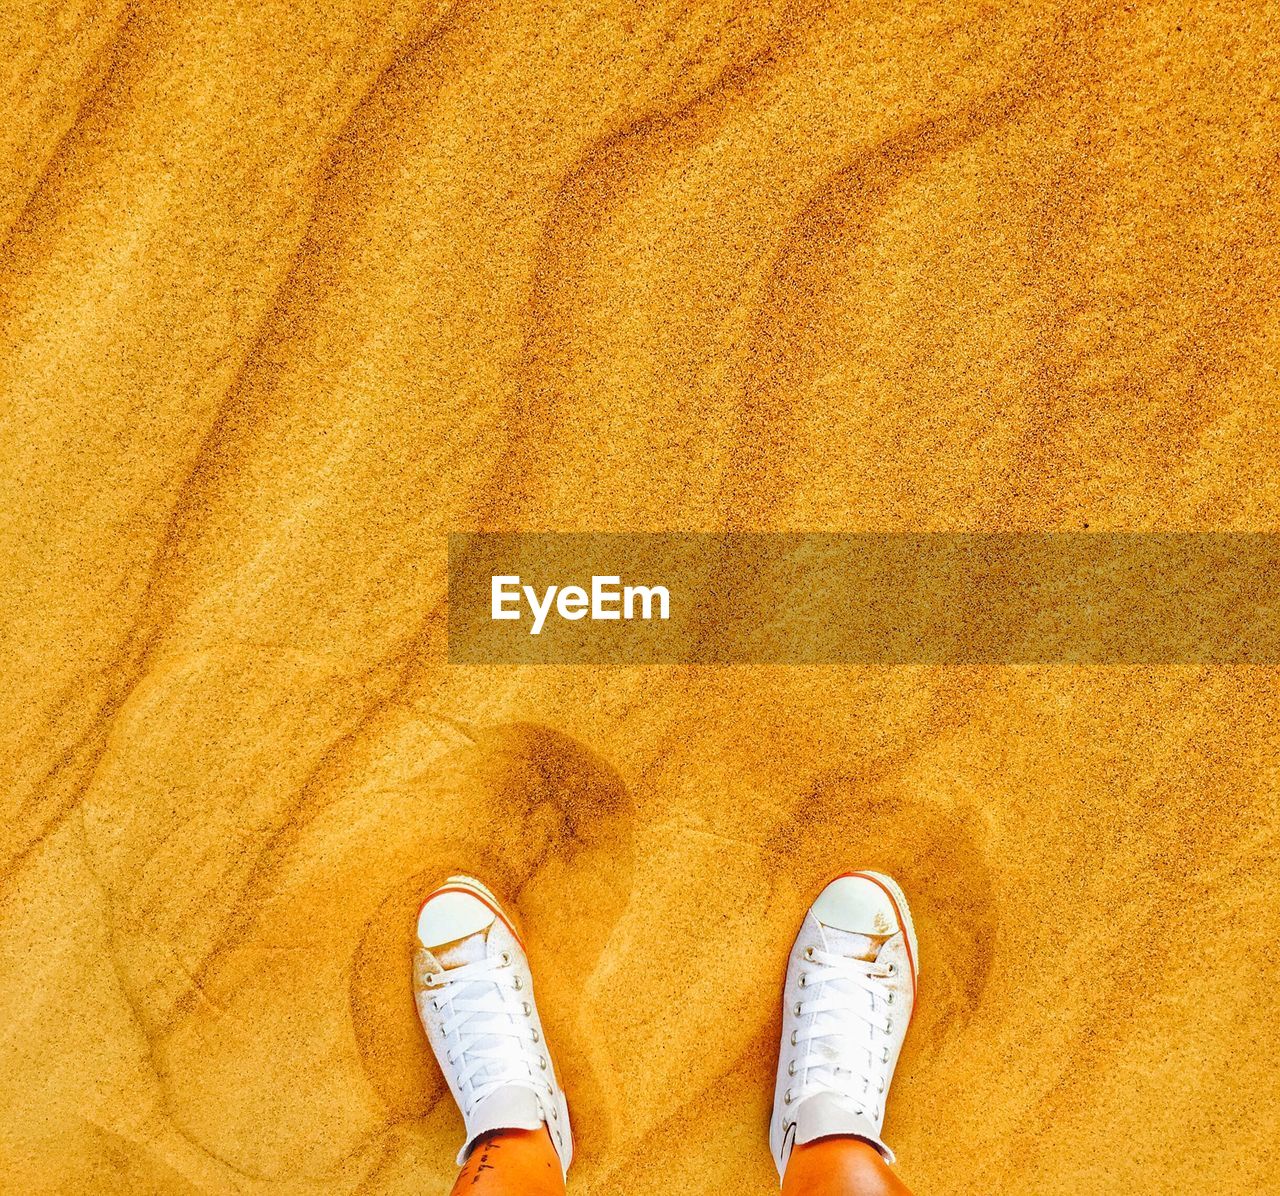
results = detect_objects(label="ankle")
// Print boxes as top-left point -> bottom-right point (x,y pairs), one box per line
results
451,1127 -> 566,1196
782,1135 -> 910,1196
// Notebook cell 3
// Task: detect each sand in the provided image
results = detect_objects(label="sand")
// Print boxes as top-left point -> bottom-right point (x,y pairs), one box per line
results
2,1 -> 1278,1192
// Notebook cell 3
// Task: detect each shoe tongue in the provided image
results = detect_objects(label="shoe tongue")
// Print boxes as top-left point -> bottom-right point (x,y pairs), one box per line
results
435,925 -> 531,1105
467,1085 -> 545,1139
795,1091 -> 879,1145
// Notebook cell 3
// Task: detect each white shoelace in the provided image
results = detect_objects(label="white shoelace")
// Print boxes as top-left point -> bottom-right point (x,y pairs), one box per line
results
423,951 -> 552,1116
787,946 -> 897,1119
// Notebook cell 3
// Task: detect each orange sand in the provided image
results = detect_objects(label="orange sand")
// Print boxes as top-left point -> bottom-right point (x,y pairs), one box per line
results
1,1 -> 1278,1192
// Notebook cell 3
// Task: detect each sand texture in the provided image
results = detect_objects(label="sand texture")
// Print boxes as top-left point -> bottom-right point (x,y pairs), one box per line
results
2,1 -> 1279,1192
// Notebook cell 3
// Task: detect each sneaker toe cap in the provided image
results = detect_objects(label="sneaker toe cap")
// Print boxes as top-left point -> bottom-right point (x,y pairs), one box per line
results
417,889 -> 497,948
812,873 -> 903,937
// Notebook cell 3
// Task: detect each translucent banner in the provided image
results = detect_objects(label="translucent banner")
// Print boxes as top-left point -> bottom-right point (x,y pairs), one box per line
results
447,533 -> 1280,664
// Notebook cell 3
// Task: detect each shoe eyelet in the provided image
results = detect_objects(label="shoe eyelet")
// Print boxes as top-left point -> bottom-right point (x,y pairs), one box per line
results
887,992 -> 895,1005
790,1030 -> 799,1046
788,1061 -> 796,1076
798,975 -> 807,988
804,946 -> 815,960
513,976 -> 523,990
522,1001 -> 532,1016
531,1028 -> 540,1043
793,1002 -> 803,1016
886,963 -> 896,976
885,1017 -> 893,1033
882,1048 -> 890,1063
551,1106 -> 559,1119
878,1081 -> 885,1094
539,1057 -> 548,1071
784,1089 -> 794,1105
500,952 -> 512,966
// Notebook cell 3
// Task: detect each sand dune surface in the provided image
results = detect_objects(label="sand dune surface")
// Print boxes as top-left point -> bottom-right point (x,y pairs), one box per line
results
2,1 -> 1278,1192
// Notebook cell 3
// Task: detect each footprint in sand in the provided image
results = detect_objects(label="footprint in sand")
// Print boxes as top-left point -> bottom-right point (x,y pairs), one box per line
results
80,646 -> 635,1183
764,774 -> 995,1054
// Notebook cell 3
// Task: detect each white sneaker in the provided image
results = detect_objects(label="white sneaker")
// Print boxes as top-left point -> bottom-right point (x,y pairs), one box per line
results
769,871 -> 919,1179
413,875 -> 572,1175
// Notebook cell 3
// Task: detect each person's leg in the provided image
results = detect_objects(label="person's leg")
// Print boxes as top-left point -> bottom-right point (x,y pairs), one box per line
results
413,876 -> 572,1193
781,1136 -> 913,1196
449,1127 -> 565,1195
769,872 -> 920,1195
